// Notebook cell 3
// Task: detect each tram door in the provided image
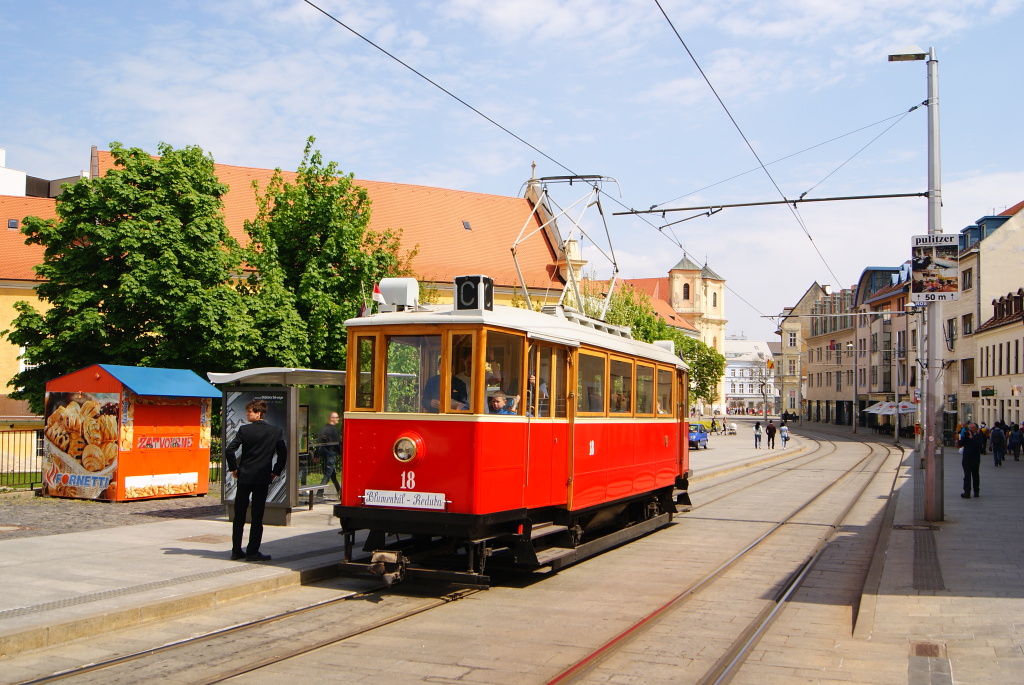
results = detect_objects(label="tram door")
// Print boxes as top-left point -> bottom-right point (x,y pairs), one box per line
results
677,370 -> 689,476
525,345 -> 570,508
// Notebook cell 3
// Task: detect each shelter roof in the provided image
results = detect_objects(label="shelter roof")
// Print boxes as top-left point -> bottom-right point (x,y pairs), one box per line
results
207,367 -> 346,386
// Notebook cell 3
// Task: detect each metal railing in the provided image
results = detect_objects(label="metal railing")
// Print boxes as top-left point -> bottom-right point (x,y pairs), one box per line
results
1,430 -> 225,491
0,429 -> 44,489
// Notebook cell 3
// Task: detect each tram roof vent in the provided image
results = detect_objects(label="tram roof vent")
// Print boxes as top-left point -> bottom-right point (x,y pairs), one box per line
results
540,304 -> 566,318
561,308 -> 634,339
653,340 -> 676,355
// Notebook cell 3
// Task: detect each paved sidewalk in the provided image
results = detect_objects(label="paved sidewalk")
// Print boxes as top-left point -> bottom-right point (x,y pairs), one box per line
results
0,419 -> 1021,684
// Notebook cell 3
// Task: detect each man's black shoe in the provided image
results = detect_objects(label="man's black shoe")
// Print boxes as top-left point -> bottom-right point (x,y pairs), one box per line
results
230,550 -> 246,560
961,493 -> 971,499
974,492 -> 980,497
246,552 -> 272,562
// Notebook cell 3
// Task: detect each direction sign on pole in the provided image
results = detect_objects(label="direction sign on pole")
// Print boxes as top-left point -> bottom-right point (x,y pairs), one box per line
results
911,234 -> 959,303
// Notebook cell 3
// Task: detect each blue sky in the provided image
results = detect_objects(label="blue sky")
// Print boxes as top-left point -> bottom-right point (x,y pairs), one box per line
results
4,0 -> 1023,340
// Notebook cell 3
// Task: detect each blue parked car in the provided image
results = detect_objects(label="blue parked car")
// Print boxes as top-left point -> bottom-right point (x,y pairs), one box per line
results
688,423 -> 709,449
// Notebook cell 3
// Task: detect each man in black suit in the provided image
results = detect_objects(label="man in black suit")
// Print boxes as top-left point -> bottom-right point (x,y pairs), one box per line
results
225,399 -> 287,561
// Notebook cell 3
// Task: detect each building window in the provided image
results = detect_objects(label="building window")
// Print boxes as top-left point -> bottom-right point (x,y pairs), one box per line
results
788,359 -> 796,374
682,283 -> 690,300
961,358 -> 975,385
946,318 -> 956,350
789,332 -> 797,347
712,292 -> 718,307
808,375 -> 814,388
962,268 -> 973,291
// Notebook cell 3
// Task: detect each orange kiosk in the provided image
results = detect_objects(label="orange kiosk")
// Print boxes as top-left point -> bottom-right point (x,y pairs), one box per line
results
42,364 -> 220,501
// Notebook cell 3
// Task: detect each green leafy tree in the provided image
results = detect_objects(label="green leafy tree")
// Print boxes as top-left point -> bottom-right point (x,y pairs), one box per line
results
4,142 -> 262,413
583,279 -> 725,406
244,138 -> 415,370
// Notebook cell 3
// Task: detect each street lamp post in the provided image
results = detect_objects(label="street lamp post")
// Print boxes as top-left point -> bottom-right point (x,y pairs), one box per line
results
890,45 -> 943,521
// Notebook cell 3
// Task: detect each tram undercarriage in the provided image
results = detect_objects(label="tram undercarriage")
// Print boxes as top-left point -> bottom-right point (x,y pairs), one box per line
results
335,485 -> 680,586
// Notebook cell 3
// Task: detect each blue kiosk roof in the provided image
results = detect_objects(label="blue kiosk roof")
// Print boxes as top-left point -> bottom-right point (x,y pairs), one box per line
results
98,365 -> 222,399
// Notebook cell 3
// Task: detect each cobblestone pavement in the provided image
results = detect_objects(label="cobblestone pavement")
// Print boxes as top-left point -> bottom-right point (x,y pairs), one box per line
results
0,488 -> 225,540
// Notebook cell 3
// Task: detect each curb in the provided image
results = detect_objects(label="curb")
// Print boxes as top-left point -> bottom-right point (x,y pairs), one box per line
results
0,559 -> 342,658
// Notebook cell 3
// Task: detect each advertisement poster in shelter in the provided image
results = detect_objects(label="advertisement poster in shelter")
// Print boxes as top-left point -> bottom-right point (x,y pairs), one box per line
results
42,391 -> 121,499
222,389 -> 289,505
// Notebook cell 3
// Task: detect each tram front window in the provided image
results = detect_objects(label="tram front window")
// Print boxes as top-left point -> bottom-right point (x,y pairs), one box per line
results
384,335 -> 460,413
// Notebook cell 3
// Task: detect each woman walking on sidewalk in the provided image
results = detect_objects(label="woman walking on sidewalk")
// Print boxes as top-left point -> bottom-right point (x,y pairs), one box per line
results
753,421 -> 762,449
779,423 -> 790,448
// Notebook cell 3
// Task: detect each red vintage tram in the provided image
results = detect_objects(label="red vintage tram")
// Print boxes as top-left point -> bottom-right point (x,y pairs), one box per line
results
335,276 -> 691,584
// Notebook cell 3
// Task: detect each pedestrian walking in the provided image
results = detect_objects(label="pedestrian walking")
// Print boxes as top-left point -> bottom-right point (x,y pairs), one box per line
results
990,423 -> 1006,466
779,423 -> 790,447
1008,424 -> 1022,461
224,399 -> 287,561
754,421 -> 762,449
765,420 -> 777,448
316,411 -> 342,499
959,422 -> 984,499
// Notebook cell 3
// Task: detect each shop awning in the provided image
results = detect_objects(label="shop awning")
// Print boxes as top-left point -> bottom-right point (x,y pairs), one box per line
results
98,364 -> 222,398
206,367 -> 347,386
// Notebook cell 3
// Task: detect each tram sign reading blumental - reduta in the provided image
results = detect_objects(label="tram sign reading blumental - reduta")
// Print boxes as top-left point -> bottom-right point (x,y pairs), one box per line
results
911,234 -> 959,303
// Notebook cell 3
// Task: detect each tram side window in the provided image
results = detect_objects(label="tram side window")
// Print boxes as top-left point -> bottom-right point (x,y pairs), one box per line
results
610,359 -> 632,414
385,335 -> 447,413
578,352 -> 606,414
485,331 -> 524,415
554,348 -> 568,418
451,333 -> 474,413
656,367 -> 673,416
355,336 -> 375,409
635,364 -> 655,415
535,346 -> 552,417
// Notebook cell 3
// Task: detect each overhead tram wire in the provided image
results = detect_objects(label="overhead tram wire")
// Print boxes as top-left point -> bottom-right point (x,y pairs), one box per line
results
796,105 -> 920,202
301,0 -> 575,178
301,0 -> 770,321
651,104 -> 923,211
652,0 -> 842,286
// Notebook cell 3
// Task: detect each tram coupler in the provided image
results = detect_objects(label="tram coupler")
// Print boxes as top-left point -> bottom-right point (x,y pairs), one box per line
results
368,550 -> 408,586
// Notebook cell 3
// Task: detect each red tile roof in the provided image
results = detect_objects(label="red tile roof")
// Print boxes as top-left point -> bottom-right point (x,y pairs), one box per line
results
1000,200 -> 1024,216
623,277 -> 670,301
0,195 -> 54,282
97,151 -> 562,290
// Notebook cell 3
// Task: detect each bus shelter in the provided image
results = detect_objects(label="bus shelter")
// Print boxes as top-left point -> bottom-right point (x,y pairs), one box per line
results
207,367 -> 345,525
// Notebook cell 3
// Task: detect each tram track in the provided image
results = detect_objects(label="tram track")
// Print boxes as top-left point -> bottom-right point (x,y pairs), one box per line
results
9,434 -> 901,685
546,437 -> 899,684
12,584 -> 481,685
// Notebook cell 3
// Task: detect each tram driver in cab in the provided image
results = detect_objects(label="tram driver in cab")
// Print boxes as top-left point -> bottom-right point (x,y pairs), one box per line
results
422,361 -> 469,412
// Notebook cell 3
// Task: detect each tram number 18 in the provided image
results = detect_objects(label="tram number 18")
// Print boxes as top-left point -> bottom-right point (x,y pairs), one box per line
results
400,471 -> 416,490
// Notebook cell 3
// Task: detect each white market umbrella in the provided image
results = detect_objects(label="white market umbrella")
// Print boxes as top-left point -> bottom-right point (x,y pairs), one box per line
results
897,400 -> 919,414
863,401 -> 887,414
872,401 -> 901,416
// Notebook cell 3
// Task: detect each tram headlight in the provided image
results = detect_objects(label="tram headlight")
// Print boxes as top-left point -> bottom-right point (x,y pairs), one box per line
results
393,436 -> 419,462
